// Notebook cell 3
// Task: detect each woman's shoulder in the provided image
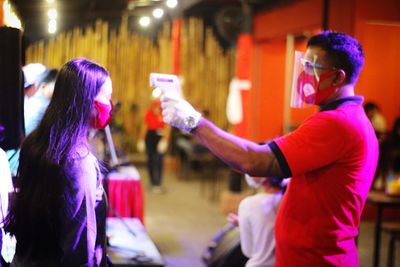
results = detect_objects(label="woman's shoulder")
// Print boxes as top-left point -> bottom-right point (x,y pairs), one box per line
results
72,144 -> 97,163
70,145 -> 99,179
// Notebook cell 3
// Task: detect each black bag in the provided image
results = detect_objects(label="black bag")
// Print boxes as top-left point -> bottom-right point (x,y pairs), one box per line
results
202,224 -> 248,267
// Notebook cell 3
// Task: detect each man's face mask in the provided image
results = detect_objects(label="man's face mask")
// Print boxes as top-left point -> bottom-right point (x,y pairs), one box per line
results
291,51 -> 338,108
90,100 -> 113,129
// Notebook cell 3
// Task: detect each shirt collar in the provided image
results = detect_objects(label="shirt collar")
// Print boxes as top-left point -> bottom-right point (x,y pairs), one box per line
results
319,96 -> 364,111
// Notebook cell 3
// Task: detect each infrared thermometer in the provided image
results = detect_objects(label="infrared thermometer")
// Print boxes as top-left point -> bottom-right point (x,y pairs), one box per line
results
149,73 -> 182,98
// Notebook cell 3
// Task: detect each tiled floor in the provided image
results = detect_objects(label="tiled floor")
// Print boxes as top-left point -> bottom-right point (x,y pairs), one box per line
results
138,162 -> 400,267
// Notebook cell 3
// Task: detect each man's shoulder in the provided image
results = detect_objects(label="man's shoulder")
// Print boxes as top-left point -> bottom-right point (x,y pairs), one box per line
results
307,104 -> 366,130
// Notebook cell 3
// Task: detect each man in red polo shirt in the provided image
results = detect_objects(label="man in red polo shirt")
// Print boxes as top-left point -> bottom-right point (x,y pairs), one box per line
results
160,31 -> 378,266
138,98 -> 170,193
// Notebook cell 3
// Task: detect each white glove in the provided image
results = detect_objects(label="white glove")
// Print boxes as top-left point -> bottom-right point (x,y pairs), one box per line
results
160,95 -> 202,133
157,139 -> 168,154
137,139 -> 145,153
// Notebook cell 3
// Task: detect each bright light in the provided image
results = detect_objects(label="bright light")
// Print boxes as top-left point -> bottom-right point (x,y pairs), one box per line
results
139,16 -> 151,27
166,0 -> 178,8
152,88 -> 162,98
48,19 -> 57,34
47,0 -> 55,3
152,8 -> 164,19
47,8 -> 58,19
3,0 -> 22,29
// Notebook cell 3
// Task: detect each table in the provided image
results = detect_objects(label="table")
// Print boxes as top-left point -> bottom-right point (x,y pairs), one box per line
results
107,166 -> 144,224
366,190 -> 400,267
107,218 -> 164,267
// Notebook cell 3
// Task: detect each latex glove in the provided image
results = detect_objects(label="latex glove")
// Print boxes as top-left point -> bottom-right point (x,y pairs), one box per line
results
160,95 -> 202,133
137,139 -> 145,153
157,139 -> 168,154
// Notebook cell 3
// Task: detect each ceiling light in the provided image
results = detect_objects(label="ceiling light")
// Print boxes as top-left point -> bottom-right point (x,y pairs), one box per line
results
48,20 -> 57,34
47,0 -> 55,3
139,16 -> 150,27
152,8 -> 164,19
47,8 -> 57,19
166,0 -> 178,8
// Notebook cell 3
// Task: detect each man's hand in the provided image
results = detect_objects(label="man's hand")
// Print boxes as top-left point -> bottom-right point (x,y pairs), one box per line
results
226,213 -> 239,226
160,95 -> 202,133
157,139 -> 168,154
137,139 -> 145,153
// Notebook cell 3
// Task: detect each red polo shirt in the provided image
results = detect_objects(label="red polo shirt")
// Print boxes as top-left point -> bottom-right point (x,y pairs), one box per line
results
144,108 -> 164,131
270,97 -> 378,267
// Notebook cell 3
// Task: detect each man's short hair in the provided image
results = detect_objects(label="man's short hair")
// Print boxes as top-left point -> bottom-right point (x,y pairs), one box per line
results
307,31 -> 364,85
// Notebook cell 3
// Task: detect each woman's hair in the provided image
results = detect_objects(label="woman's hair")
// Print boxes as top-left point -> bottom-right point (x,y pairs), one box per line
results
4,58 -> 109,259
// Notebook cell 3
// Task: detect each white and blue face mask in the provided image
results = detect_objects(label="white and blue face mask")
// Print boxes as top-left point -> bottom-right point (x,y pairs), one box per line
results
244,174 -> 263,189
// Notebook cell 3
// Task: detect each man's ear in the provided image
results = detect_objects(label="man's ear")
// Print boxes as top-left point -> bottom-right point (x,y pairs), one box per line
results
333,69 -> 346,85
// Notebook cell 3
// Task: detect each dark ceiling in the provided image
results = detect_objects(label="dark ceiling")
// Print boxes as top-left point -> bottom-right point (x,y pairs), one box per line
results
10,0 -> 284,44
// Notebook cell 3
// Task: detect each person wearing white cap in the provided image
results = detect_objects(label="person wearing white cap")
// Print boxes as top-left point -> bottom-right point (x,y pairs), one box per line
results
24,68 -> 58,135
22,63 -> 46,98
6,64 -> 49,177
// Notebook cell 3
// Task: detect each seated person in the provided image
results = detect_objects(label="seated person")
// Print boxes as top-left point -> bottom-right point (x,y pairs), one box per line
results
24,68 -> 58,135
227,175 -> 284,267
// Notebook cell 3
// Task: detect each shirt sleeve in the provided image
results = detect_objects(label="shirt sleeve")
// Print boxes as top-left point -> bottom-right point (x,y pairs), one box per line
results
274,112 -> 350,176
59,154 -> 98,267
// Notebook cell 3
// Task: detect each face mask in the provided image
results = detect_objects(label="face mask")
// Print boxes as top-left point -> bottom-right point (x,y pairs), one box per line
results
90,100 -> 113,129
297,70 -> 337,105
245,174 -> 263,189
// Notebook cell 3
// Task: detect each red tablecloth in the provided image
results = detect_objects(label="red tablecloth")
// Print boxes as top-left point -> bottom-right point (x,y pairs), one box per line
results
107,167 -> 144,224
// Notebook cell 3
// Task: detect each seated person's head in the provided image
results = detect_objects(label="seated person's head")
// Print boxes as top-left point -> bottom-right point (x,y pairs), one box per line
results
23,63 -> 46,97
36,68 -> 58,99
245,174 -> 283,191
363,102 -> 380,120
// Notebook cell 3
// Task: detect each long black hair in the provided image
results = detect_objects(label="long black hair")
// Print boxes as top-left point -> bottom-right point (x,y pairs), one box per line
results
4,58 -> 109,259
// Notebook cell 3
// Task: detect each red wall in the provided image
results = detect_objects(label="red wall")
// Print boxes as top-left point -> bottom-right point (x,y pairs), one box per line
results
353,0 -> 400,129
250,40 -> 286,141
0,0 -> 3,26
253,0 -> 323,41
357,23 -> 400,129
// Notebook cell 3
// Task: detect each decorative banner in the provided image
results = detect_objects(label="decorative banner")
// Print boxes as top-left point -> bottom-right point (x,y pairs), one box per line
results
226,78 -> 251,124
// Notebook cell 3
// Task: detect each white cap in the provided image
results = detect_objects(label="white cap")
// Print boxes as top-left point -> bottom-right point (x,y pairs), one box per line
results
22,63 -> 46,88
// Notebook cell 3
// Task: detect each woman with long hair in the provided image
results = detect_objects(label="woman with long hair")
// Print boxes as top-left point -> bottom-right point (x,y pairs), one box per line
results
5,58 -> 113,266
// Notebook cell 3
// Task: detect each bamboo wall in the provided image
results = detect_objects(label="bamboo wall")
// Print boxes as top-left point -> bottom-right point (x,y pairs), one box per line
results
25,17 -> 233,152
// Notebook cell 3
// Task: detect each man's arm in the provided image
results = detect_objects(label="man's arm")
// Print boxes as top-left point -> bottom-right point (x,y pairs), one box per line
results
192,117 -> 284,178
161,95 -> 286,178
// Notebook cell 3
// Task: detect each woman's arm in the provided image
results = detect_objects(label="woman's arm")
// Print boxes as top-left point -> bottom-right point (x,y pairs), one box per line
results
60,154 -> 98,266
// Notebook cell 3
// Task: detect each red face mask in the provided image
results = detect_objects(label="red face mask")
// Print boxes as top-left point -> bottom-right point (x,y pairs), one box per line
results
90,100 -> 113,129
297,70 -> 338,105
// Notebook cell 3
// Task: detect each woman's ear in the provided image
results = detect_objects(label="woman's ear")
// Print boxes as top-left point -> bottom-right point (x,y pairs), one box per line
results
333,69 -> 346,85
